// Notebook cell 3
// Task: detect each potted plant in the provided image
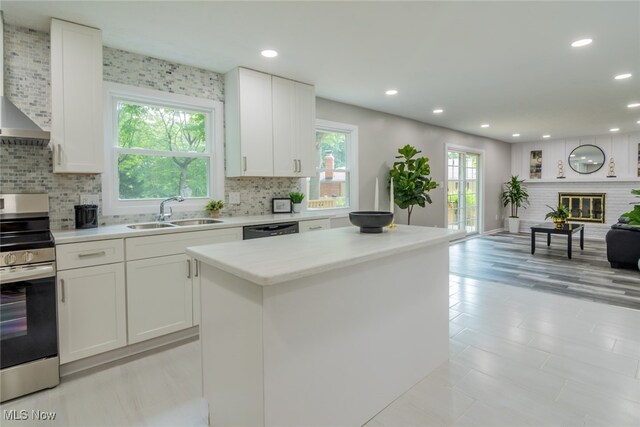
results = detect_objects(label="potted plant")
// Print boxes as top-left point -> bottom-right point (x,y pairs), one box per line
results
389,144 -> 437,225
621,189 -> 640,226
500,175 -> 529,233
289,192 -> 305,213
204,199 -> 224,218
545,204 -> 570,229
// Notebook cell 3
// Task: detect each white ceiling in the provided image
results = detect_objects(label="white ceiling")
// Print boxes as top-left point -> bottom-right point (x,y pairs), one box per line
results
2,1 -> 639,143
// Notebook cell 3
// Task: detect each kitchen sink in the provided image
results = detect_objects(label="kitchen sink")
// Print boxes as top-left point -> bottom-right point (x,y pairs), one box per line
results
127,222 -> 176,229
169,218 -> 223,226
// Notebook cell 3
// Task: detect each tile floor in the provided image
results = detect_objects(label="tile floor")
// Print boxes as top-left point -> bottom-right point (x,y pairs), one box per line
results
2,275 -> 639,426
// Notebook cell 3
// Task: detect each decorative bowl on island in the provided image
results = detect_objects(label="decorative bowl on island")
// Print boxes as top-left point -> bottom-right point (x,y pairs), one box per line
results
349,211 -> 394,233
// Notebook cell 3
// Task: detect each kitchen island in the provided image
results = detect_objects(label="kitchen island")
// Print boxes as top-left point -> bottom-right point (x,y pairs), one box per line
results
187,225 -> 464,427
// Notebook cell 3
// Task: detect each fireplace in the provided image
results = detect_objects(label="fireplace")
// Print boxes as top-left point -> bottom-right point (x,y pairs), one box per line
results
558,193 -> 605,223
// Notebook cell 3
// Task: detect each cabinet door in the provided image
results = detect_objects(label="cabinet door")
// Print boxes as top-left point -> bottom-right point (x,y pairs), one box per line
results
58,264 -> 126,363
295,81 -> 317,177
126,254 -> 193,344
50,19 -> 103,173
272,76 -> 297,176
238,68 -> 273,176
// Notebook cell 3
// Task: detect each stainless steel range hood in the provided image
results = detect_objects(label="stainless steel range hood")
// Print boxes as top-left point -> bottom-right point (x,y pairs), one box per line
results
0,11 -> 50,146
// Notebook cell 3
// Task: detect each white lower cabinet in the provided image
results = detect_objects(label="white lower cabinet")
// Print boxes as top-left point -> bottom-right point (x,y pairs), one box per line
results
57,263 -> 126,363
126,254 -> 193,344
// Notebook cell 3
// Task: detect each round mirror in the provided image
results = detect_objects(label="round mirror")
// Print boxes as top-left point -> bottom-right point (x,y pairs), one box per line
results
568,145 -> 605,174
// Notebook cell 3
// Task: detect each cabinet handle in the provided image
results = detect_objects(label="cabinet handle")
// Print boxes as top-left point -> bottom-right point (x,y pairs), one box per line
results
60,279 -> 65,303
298,159 -> 302,173
309,226 -> 323,230
57,144 -> 62,165
78,251 -> 106,258
194,259 -> 199,278
293,159 -> 297,172
187,259 -> 192,279
243,156 -> 247,172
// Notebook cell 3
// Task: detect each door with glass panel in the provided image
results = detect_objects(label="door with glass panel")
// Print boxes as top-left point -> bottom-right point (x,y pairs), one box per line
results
447,151 -> 480,233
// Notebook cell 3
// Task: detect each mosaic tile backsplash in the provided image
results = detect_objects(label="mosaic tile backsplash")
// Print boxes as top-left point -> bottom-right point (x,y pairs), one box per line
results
0,24 -> 300,229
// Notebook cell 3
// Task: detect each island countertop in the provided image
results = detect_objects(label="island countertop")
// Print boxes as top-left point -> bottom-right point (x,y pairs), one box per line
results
186,225 -> 465,286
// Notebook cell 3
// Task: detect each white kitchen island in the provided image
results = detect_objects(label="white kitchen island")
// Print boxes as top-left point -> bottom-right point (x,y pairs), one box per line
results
187,225 -> 464,427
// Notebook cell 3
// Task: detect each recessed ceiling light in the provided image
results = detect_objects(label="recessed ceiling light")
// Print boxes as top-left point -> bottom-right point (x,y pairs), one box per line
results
261,49 -> 278,58
570,154 -> 576,157
614,73 -> 632,80
610,128 -> 620,132
385,89 -> 398,96
512,133 -> 520,137
581,156 -> 586,159
433,109 -> 444,114
587,159 -> 593,162
542,135 -> 551,138
637,120 -> 640,124
627,103 -> 640,108
481,124 -> 490,128
571,38 -> 592,47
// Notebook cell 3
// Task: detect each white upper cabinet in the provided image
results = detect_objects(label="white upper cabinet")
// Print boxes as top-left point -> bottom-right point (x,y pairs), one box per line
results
50,19 -> 103,174
225,68 -> 316,177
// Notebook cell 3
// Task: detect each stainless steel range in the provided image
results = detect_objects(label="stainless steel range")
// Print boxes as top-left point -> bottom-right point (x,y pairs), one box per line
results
0,194 -> 59,402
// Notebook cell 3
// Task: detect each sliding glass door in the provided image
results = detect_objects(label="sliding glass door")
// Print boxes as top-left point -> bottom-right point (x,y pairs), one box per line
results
447,151 -> 480,233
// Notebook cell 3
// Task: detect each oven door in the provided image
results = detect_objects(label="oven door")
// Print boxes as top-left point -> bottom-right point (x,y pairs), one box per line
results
1,263 -> 58,369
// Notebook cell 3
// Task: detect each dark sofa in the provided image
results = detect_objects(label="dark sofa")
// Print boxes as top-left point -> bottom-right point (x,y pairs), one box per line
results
605,217 -> 640,270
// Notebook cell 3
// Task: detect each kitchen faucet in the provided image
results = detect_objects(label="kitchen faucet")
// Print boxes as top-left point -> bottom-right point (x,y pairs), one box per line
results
157,196 -> 185,221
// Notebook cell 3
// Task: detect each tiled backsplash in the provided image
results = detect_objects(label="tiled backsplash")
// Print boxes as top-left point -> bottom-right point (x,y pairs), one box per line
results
1,24 -> 300,229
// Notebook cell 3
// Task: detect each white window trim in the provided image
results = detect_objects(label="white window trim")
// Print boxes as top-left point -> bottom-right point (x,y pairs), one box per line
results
102,82 -> 224,216
303,119 -> 359,216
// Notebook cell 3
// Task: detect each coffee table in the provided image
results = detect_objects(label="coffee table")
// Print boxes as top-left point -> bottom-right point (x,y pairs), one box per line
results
530,223 -> 584,259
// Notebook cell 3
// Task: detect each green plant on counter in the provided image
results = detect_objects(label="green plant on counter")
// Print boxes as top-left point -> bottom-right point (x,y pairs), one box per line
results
500,175 -> 529,218
204,199 -> 224,211
544,204 -> 570,221
621,189 -> 640,226
289,192 -> 305,204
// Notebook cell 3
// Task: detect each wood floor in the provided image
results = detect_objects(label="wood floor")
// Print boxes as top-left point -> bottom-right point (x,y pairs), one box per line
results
2,240 -> 639,426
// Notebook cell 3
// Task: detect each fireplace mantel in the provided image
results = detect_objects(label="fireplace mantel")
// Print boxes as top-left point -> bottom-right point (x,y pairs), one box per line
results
525,178 -> 640,184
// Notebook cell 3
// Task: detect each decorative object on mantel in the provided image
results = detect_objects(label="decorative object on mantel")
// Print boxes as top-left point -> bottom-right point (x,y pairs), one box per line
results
289,192 -> 305,213
204,199 -> 224,218
500,175 -> 529,233
557,160 -> 565,179
568,144 -> 605,174
530,150 -> 542,179
349,211 -> 394,233
607,158 -> 617,178
545,204 -> 571,229
389,145 -> 437,225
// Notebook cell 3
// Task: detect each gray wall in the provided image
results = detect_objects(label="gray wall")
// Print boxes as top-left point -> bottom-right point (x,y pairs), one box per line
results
316,98 -> 512,231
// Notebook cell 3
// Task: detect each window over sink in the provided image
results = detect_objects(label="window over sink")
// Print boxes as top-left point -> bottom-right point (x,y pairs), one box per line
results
102,83 -> 224,215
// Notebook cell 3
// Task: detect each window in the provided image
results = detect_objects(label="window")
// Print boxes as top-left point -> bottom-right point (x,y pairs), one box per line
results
305,119 -> 358,212
103,83 -> 224,215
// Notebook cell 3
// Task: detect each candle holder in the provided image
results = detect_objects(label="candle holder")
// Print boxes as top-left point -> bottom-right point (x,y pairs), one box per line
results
606,158 -> 616,178
557,160 -> 565,179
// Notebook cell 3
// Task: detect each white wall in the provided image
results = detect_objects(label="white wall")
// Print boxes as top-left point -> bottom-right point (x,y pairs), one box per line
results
316,98 -> 512,231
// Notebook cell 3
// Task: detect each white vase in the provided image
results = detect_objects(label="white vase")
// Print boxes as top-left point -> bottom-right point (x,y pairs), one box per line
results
292,203 -> 302,213
507,217 -> 520,233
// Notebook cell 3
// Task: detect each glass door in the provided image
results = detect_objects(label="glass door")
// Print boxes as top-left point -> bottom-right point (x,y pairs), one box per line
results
447,151 -> 480,233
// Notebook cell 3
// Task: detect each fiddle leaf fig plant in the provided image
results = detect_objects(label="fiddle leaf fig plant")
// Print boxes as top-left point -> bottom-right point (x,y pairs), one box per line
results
389,144 -> 438,225
621,189 -> 640,226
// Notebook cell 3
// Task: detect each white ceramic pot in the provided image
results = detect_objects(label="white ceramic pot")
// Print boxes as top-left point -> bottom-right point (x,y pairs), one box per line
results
292,203 -> 302,213
508,217 -> 520,233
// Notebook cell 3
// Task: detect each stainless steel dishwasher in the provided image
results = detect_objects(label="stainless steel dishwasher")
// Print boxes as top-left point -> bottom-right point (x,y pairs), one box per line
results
243,222 -> 299,240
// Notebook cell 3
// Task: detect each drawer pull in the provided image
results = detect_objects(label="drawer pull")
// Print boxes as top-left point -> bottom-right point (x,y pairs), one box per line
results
61,279 -> 65,303
187,259 -> 192,279
78,251 -> 106,258
309,226 -> 323,230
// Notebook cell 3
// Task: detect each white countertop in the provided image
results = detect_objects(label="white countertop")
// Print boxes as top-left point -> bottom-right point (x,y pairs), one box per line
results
187,225 -> 465,286
52,212 -> 334,244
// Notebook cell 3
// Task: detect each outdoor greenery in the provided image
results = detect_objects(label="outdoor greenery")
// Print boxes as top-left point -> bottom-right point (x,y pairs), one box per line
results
500,175 -> 529,218
621,189 -> 640,226
389,145 -> 438,225
204,199 -> 224,212
117,102 -> 209,200
289,192 -> 305,203
316,130 -> 346,169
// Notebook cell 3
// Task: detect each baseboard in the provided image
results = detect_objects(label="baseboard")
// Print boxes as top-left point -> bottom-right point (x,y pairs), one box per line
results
482,227 -> 504,235
60,326 -> 199,378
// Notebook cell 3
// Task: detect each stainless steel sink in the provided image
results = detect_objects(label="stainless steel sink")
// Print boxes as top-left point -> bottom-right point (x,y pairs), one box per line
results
169,218 -> 223,226
127,222 -> 176,229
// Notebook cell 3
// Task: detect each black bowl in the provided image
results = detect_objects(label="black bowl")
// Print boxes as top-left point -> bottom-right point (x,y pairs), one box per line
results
349,211 -> 394,233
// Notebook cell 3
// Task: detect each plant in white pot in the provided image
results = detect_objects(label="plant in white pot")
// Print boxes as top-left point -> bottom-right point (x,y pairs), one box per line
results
289,192 -> 305,213
500,175 -> 529,233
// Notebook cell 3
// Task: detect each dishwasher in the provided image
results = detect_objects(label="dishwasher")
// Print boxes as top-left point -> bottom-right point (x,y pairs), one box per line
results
243,221 -> 299,240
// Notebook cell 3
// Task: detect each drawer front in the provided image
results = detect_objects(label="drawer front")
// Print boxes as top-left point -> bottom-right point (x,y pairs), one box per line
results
57,239 -> 124,270
126,227 -> 242,260
299,219 -> 331,233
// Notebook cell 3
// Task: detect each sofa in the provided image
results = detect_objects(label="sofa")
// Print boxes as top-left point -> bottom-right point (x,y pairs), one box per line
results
605,217 -> 640,270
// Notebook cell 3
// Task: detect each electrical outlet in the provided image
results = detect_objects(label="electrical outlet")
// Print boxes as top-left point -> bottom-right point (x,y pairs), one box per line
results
229,192 -> 240,204
80,194 -> 99,205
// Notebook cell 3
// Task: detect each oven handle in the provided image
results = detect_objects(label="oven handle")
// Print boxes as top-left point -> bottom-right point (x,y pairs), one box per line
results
0,264 -> 56,284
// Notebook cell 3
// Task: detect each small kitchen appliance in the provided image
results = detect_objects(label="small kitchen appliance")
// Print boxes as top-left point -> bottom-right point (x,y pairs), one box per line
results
74,204 -> 98,229
0,193 -> 59,402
